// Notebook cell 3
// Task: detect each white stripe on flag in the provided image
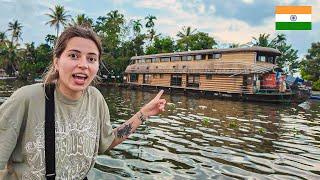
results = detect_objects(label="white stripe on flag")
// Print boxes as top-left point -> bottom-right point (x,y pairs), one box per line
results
275,14 -> 311,22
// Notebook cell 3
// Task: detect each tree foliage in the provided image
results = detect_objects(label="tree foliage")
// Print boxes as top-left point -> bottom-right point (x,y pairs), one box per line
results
300,42 -> 320,90
146,36 -> 175,55
252,33 -> 299,74
45,5 -> 71,37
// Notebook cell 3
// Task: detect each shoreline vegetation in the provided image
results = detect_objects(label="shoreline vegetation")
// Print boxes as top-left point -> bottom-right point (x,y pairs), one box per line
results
0,5 -> 319,90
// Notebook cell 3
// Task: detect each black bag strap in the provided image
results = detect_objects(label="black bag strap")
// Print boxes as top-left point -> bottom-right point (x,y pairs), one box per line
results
45,84 -> 56,179
44,84 -> 89,180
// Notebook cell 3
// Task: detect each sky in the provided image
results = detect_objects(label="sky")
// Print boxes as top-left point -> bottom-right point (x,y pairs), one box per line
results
0,0 -> 319,59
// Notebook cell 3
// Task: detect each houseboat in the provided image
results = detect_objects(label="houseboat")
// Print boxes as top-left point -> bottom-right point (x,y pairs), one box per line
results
124,47 -> 310,103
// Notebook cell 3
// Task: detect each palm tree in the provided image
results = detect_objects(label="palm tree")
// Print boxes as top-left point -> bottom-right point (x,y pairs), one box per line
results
145,15 -> 157,28
252,33 -> 271,47
45,34 -> 56,47
229,43 -> 240,48
0,42 -> 18,75
132,19 -> 143,35
71,14 -> 93,28
45,5 -> 71,37
176,26 -> 197,38
0,32 -> 6,43
106,10 -> 125,32
144,15 -> 157,44
146,28 -> 161,43
176,26 -> 197,51
252,33 -> 286,48
269,34 -> 286,47
7,20 -> 23,46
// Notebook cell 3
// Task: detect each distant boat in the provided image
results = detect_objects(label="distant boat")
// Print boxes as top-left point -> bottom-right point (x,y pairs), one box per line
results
0,76 -> 17,80
310,95 -> 320,100
34,78 -> 43,82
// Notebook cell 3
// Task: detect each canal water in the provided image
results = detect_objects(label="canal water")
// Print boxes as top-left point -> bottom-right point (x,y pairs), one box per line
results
1,80 -> 320,179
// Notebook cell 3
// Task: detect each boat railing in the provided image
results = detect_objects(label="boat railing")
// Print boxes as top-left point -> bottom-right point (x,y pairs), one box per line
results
126,62 -> 254,74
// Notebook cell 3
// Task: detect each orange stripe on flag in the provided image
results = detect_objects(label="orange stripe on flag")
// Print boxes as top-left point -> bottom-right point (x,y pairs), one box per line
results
275,6 -> 312,14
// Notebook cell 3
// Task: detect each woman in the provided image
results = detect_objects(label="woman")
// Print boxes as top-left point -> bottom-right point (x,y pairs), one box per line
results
0,26 -> 166,179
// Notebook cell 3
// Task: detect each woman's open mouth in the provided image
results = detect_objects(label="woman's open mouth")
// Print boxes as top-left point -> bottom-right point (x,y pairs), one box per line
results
72,73 -> 88,85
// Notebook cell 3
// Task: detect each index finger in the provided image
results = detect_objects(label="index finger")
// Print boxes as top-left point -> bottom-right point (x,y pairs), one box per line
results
155,89 -> 164,99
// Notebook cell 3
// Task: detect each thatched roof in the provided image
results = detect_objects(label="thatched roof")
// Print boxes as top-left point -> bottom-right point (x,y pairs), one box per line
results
131,46 -> 281,60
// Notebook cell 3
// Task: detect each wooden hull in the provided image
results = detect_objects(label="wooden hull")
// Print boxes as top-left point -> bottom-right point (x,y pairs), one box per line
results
119,83 -> 310,104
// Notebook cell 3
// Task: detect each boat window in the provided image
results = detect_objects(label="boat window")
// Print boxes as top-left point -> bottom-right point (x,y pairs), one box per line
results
258,55 -> 266,62
160,74 -> 164,79
152,58 -> 159,63
153,74 -> 157,78
182,56 -> 188,61
187,74 -> 200,88
130,74 -> 138,82
206,74 -> 213,80
170,74 -> 182,86
187,55 -> 194,61
171,56 -> 182,61
145,58 -> 152,63
195,55 -> 205,60
267,56 -> 275,64
213,53 -> 221,59
160,57 -> 170,62
143,74 -> 152,84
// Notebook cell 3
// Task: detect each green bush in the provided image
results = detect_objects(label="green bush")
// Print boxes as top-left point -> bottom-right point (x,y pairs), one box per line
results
313,80 -> 320,91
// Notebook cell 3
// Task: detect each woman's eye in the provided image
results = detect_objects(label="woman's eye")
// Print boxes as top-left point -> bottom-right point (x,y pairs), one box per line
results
69,53 -> 78,59
88,57 -> 97,63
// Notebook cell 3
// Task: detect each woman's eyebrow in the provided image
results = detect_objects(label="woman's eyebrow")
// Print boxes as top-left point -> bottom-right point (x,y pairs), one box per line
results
67,49 -> 97,56
87,52 -> 98,56
67,49 -> 81,53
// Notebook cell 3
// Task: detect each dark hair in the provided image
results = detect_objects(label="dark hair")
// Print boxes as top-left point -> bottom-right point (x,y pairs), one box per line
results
44,26 -> 102,84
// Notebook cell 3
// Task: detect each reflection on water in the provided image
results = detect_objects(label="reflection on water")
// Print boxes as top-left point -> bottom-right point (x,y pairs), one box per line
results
1,81 -> 320,179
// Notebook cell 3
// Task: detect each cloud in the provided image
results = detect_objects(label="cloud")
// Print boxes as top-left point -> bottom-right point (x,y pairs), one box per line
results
242,0 -> 254,4
0,0 -> 318,57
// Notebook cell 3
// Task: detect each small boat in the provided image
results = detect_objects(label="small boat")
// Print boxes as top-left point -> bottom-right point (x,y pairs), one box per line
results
34,78 -> 43,82
310,95 -> 320,100
0,76 -> 17,80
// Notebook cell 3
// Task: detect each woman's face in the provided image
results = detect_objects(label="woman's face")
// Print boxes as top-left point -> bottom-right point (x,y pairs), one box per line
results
54,37 -> 99,99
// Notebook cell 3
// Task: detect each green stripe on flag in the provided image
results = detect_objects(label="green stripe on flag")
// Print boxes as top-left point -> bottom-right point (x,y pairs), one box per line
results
276,22 -> 312,30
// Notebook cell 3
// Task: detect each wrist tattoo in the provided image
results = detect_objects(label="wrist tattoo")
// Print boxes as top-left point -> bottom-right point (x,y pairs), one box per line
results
116,123 -> 133,138
138,111 -> 147,124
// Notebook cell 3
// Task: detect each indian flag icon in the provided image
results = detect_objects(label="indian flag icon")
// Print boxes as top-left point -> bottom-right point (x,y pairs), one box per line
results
275,6 -> 312,30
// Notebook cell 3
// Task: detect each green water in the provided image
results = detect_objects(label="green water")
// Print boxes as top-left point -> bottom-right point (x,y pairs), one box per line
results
1,80 -> 320,179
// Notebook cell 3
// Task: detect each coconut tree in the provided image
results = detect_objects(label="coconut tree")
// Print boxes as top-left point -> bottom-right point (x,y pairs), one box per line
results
145,15 -> 158,43
176,26 -> 197,51
7,20 -> 23,46
45,34 -> 57,47
71,14 -> 93,28
106,10 -> 125,33
177,26 -> 197,38
132,19 -> 143,35
0,42 -> 18,75
45,5 -> 71,37
0,32 -> 6,44
145,15 -> 157,29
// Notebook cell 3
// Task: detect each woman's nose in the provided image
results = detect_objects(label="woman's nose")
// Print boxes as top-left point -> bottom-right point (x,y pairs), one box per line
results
78,57 -> 88,69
